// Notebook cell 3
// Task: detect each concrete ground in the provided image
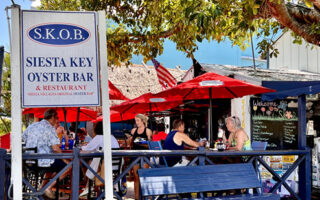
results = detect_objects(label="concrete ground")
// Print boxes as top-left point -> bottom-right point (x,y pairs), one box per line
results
77,180 -> 135,200
122,180 -> 135,200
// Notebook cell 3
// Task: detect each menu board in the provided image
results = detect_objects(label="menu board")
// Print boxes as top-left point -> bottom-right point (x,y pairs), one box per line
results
250,97 -> 298,150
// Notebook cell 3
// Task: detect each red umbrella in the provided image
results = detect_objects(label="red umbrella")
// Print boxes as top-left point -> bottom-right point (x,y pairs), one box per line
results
109,81 -> 129,100
23,107 -> 97,123
92,110 -> 136,123
154,72 -> 275,144
155,72 -> 275,100
111,93 -> 183,115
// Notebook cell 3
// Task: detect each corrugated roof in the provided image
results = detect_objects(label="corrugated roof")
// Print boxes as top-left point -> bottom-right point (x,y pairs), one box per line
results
202,64 -> 320,85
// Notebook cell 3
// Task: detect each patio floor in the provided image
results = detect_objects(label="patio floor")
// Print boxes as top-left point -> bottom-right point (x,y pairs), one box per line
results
123,180 -> 135,200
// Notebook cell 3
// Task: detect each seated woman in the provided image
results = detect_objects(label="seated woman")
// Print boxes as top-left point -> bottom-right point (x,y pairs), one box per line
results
81,121 -> 119,152
223,116 -> 251,151
128,114 -> 152,200
79,121 -> 119,197
162,119 -> 205,166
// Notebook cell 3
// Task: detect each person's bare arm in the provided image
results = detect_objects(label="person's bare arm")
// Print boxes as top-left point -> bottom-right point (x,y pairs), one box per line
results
178,132 -> 205,148
222,131 -> 227,143
126,128 -> 136,149
146,128 -> 152,141
63,130 -> 69,147
52,144 -> 61,153
228,131 -> 246,151
52,144 -> 70,164
130,128 -> 136,136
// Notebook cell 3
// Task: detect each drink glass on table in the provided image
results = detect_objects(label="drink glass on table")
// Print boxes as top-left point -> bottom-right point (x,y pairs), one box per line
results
217,128 -> 225,151
225,141 -> 230,150
61,136 -> 66,150
68,139 -> 74,150
217,139 -> 224,151
205,140 -> 210,149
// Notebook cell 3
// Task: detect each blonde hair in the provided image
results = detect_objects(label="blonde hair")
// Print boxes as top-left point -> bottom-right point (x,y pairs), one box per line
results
135,114 -> 148,127
225,116 -> 242,130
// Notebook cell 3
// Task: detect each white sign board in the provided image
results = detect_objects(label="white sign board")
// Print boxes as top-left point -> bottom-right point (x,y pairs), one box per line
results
21,10 -> 100,107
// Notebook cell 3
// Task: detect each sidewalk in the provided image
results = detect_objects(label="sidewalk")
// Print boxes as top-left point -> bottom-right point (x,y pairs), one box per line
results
122,180 -> 134,200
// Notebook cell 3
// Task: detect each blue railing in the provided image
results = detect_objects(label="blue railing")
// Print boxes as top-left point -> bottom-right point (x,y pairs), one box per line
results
0,148 -> 311,200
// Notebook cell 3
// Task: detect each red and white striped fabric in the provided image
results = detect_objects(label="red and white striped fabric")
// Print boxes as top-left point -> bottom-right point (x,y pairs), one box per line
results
152,59 -> 177,90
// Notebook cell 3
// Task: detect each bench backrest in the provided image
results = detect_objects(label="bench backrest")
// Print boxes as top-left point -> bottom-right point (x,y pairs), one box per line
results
147,141 -> 168,167
251,141 -> 268,150
148,141 -> 163,150
112,148 -> 122,173
138,163 -> 261,196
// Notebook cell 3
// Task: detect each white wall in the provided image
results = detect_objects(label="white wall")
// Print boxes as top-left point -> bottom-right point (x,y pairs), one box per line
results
269,32 -> 320,73
231,96 -> 251,140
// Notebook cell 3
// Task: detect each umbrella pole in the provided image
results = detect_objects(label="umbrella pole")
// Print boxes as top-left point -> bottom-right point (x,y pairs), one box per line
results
63,108 -> 68,132
209,88 -> 213,147
149,103 -> 153,131
120,113 -> 128,147
75,107 -> 80,146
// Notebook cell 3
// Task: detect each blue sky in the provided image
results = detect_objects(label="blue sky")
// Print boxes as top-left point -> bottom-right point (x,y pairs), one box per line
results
138,39 -> 262,70
1,0 -> 31,51
0,0 -> 263,70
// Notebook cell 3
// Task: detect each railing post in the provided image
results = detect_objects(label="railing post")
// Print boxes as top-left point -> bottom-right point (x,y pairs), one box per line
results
299,148 -> 311,200
298,95 -> 310,200
198,147 -> 205,166
0,148 -> 6,200
298,95 -> 306,149
72,148 -> 80,200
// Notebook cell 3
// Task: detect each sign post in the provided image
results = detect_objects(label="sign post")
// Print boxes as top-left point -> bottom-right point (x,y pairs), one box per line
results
98,10 -> 114,199
11,5 -> 23,200
11,9 -> 111,199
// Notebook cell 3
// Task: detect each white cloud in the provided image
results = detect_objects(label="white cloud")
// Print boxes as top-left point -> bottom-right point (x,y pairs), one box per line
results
30,0 -> 41,9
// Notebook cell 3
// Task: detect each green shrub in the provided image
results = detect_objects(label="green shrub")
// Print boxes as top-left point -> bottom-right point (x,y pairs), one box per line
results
0,118 -> 11,136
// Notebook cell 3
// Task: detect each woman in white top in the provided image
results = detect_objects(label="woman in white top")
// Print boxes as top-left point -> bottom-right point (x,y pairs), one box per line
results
80,121 -> 119,196
81,121 -> 119,151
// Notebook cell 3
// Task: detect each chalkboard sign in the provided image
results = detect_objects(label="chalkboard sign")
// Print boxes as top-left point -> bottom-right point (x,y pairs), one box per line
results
250,97 -> 298,150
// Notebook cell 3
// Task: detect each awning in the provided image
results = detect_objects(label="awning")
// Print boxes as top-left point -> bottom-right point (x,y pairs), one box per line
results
261,81 -> 320,101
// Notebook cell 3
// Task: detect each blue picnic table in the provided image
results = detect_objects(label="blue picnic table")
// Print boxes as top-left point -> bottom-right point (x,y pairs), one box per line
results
0,148 -> 311,200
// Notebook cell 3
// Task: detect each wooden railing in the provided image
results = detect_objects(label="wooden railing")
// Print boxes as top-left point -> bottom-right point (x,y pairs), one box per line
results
0,147 -> 311,200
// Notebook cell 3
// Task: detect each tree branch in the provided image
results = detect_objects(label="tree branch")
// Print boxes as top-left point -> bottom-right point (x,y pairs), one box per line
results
310,0 -> 320,11
266,0 -> 320,45
109,24 -> 182,44
286,2 -> 320,24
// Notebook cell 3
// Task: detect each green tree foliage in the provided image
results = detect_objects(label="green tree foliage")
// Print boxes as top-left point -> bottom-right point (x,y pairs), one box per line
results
2,53 -> 11,117
0,53 -> 11,132
38,0 -> 320,64
1,53 -> 32,129
0,118 -> 11,135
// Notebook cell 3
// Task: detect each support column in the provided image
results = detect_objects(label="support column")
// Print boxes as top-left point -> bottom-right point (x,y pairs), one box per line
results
10,6 -> 23,200
298,95 -> 306,149
71,148 -> 80,199
98,10 -> 114,199
298,95 -> 310,200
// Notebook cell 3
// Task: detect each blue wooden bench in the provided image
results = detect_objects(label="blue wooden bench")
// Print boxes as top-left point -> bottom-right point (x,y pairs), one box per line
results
138,163 -> 280,199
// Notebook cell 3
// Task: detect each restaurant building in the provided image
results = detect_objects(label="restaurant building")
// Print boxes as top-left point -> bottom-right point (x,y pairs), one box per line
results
201,63 -> 320,196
